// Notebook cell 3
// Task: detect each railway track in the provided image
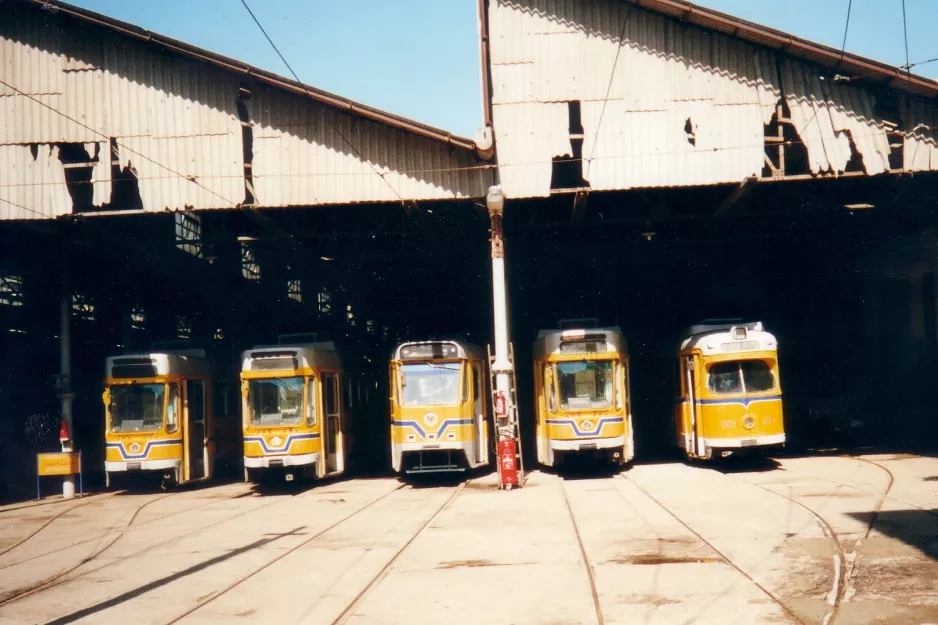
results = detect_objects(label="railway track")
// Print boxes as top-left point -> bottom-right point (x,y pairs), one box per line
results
0,491 -> 178,606
0,485 -> 254,571
742,480 -> 847,625
0,491 -> 124,558
328,481 -> 465,625
0,484 -> 313,607
156,480 -> 464,625
727,453 -> 900,625
620,473 -> 813,625
559,479 -> 605,625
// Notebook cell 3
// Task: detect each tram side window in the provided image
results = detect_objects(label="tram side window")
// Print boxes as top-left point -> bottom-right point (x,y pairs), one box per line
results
462,363 -> 470,403
306,378 -> 317,426
472,362 -> 481,401
325,376 -> 338,415
166,384 -> 179,433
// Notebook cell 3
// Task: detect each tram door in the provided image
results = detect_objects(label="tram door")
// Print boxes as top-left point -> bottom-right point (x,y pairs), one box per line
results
683,357 -> 702,457
323,373 -> 340,473
186,380 -> 206,480
472,361 -> 484,464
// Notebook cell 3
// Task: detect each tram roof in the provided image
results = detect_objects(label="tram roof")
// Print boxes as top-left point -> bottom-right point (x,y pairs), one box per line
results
533,326 -> 627,358
392,340 -> 483,361
683,320 -> 764,338
106,350 -> 212,378
680,326 -> 778,356
242,342 -> 342,372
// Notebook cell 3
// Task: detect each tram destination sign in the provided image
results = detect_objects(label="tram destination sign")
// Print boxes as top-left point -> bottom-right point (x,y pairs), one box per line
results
37,452 -> 81,476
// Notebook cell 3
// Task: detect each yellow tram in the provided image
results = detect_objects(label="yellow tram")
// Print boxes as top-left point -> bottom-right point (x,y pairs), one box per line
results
104,350 -> 216,487
533,321 -> 635,468
241,337 -> 349,482
674,320 -> 785,460
389,340 -> 491,475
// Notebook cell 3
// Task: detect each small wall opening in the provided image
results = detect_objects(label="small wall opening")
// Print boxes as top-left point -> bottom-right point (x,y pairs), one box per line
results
550,101 -> 590,190
238,83 -> 256,206
763,98 -> 810,178
56,143 -> 95,211
684,118 -> 696,147
109,139 -> 143,210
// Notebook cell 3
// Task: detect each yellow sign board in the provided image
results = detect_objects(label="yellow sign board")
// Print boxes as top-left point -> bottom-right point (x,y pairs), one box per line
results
37,452 -> 81,477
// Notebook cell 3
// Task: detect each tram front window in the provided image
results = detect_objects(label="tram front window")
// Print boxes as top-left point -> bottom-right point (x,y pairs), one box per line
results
708,360 -> 776,394
249,377 -> 304,426
400,363 -> 460,407
109,384 -> 166,433
557,360 -> 614,410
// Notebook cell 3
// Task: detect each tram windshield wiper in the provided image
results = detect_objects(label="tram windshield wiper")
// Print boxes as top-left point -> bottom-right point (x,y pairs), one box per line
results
423,361 -> 461,371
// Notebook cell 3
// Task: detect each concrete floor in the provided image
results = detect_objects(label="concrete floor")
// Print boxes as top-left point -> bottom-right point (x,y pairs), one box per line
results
0,454 -> 936,625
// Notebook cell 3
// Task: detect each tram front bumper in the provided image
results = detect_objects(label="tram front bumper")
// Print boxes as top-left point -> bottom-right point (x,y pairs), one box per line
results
703,433 -> 786,448
243,453 -> 319,469
550,435 -> 625,452
106,459 -> 180,473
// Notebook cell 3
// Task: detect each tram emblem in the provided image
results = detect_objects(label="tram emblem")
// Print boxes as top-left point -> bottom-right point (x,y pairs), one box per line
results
580,420 -> 594,431
129,443 -> 142,454
424,412 -> 439,426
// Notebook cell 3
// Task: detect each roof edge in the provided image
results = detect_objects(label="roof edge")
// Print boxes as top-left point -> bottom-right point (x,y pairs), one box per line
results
629,0 -> 938,98
25,0 -> 484,154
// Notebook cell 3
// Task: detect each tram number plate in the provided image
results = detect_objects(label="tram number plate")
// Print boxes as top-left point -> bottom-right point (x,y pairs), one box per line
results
740,439 -> 757,447
127,462 -> 141,471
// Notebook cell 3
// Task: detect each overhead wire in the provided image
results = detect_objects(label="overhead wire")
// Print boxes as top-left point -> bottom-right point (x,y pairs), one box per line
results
901,0 -> 911,74
0,195 -> 52,220
839,0 -> 853,57
900,56 -> 938,71
238,0 -> 405,204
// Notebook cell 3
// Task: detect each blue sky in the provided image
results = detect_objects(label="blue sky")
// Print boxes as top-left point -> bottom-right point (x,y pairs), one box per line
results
68,0 -> 937,138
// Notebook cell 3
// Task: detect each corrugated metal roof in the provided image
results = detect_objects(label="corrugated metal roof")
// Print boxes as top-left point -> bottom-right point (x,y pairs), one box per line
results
488,0 -> 938,198
19,0 -> 481,153
0,2 -> 489,219
0,144 -> 71,219
250,89 -> 489,205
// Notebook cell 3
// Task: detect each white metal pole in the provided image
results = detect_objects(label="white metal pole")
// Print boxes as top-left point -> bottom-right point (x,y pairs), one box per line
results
486,186 -> 516,437
60,256 -> 75,499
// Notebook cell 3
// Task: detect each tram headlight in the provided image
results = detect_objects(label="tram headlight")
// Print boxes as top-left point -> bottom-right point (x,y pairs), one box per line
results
742,415 -> 756,430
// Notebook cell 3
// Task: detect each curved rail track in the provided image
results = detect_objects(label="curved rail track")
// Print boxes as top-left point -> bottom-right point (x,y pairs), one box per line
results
727,453 -> 901,625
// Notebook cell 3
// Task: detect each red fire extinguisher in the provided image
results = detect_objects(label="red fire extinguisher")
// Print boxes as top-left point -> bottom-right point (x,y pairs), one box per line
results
498,437 -> 518,488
